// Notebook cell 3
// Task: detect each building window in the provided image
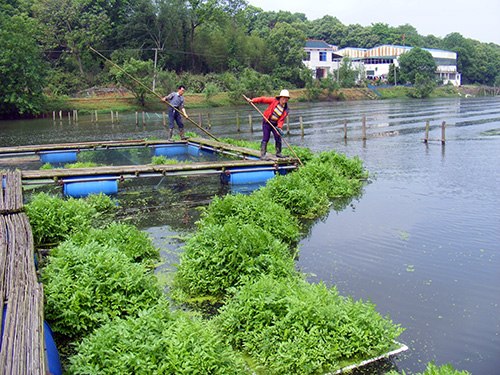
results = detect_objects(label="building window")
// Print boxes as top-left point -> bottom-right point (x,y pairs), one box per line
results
305,52 -> 311,61
319,51 -> 327,61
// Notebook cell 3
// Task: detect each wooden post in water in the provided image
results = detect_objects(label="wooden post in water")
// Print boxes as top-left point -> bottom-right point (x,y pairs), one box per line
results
441,121 -> 446,144
207,113 -> 212,129
52,111 -> 56,122
135,111 -> 138,125
362,115 -> 367,140
424,121 -> 430,143
115,111 -> 118,122
111,110 -> 114,124
248,114 -> 252,133
344,120 -> 348,140
59,110 -> 62,121
68,111 -> 71,124
198,113 -> 202,128
286,116 -> 290,135
142,111 -> 146,126
95,110 -> 98,122
236,112 -> 241,132
300,116 -> 304,138
163,112 -> 167,127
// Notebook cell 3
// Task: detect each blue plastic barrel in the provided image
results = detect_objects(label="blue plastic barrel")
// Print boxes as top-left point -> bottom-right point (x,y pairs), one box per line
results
44,321 -> 63,375
63,176 -> 118,198
0,306 -> 62,375
153,144 -> 187,157
39,151 -> 78,164
187,144 -> 201,156
229,169 -> 275,185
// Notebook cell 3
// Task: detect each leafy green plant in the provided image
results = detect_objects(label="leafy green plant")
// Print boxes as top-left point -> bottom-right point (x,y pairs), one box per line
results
26,193 -> 116,246
215,275 -> 404,375
69,302 -> 250,374
258,172 -> 330,219
26,193 -> 97,246
64,161 -> 101,168
174,222 -> 297,301
151,155 -> 180,165
197,193 -> 300,245
69,222 -> 160,266
40,163 -> 53,170
42,240 -> 162,338
387,362 -> 470,375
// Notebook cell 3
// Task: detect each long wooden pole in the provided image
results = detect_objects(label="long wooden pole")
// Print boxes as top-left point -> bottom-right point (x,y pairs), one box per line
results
243,95 -> 303,166
89,46 -> 220,142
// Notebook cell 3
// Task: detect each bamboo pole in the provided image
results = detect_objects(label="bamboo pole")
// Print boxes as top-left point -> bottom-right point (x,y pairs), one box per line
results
207,113 -> 212,129
236,112 -> 240,132
52,111 -> 55,122
142,111 -> 146,126
163,112 -> 167,127
344,120 -> 348,139
286,116 -> 290,135
111,110 -> 114,124
300,116 -> 304,138
135,111 -> 138,125
198,113 -> 202,128
95,110 -> 98,122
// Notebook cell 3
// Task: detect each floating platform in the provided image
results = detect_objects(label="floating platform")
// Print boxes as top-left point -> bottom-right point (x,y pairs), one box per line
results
1,138 -> 298,197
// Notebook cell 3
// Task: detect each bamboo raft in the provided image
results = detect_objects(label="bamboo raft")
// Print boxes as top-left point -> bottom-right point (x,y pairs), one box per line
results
0,171 -> 46,374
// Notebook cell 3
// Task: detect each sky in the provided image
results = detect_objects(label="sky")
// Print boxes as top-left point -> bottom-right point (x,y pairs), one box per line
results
247,0 -> 500,45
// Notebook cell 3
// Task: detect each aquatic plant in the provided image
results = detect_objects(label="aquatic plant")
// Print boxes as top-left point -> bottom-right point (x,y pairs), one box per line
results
151,155 -> 180,165
197,193 -> 300,245
69,222 -> 160,266
215,275 -> 404,375
174,222 -> 297,301
42,240 -> 162,338
68,302 -> 249,374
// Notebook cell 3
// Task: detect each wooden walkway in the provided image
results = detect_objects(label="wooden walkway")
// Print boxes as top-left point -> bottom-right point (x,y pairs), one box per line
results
0,171 -> 45,374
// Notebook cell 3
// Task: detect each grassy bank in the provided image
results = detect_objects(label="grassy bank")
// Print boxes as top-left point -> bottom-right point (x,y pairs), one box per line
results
46,85 -> 494,114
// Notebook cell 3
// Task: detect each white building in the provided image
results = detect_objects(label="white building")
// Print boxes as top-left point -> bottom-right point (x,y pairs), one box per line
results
303,40 -> 462,86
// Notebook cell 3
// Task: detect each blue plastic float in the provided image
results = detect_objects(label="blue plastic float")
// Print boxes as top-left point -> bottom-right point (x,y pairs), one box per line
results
39,150 -> 78,164
62,175 -> 118,198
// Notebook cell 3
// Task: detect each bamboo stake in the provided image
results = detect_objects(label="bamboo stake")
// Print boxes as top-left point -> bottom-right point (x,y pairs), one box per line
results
344,120 -> 348,139
441,121 -> 446,144
424,121 -> 430,143
362,115 -> 367,140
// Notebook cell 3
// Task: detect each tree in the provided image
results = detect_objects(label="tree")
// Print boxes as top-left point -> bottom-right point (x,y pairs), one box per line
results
408,72 -> 436,98
111,58 -> 153,106
398,47 -> 436,84
387,63 -> 400,85
0,12 -> 46,117
337,57 -> 358,88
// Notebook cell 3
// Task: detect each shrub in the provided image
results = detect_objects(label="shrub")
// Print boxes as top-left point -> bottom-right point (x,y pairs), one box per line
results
215,275 -> 404,375
43,241 -> 162,337
174,222 -> 297,301
69,303 -> 249,374
69,222 -> 160,266
197,193 -> 300,245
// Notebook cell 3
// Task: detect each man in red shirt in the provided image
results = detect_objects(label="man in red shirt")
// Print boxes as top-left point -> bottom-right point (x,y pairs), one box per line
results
246,89 -> 290,159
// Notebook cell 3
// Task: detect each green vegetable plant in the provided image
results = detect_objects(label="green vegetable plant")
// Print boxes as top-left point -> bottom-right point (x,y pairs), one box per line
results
42,240 -> 162,338
215,275 -> 404,375
197,193 -> 300,245
69,222 -> 160,266
174,222 -> 298,302
68,302 -> 250,374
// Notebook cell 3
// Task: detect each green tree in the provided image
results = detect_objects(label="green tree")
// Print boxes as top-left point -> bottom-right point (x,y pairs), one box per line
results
408,72 -> 436,98
265,22 -> 306,85
111,58 -> 153,106
0,12 -> 46,117
338,57 -> 358,88
387,63 -> 400,85
398,47 -> 436,84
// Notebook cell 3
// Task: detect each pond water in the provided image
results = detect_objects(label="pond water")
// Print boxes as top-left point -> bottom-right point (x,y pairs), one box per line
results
1,96 -> 499,374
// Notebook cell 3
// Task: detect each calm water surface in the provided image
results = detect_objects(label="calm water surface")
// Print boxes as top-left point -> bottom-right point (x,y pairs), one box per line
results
1,96 -> 499,374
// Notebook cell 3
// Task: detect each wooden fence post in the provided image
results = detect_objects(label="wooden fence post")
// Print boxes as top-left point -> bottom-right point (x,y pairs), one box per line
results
207,113 -> 212,129
135,111 -> 138,125
362,115 -> 367,140
95,110 -> 98,122
344,120 -> 348,140
111,110 -> 114,124
424,121 -> 430,143
198,113 -> 202,128
142,111 -> 146,126
236,112 -> 240,132
441,121 -> 446,144
300,116 -> 304,138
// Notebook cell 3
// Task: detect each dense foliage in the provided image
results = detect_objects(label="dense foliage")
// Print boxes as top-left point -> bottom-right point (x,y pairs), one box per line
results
69,303 -> 249,374
25,192 -> 115,246
2,0 -> 499,115
214,275 -> 404,374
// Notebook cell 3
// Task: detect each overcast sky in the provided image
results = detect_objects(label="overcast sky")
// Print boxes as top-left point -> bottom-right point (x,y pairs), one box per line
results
247,0 -> 500,45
